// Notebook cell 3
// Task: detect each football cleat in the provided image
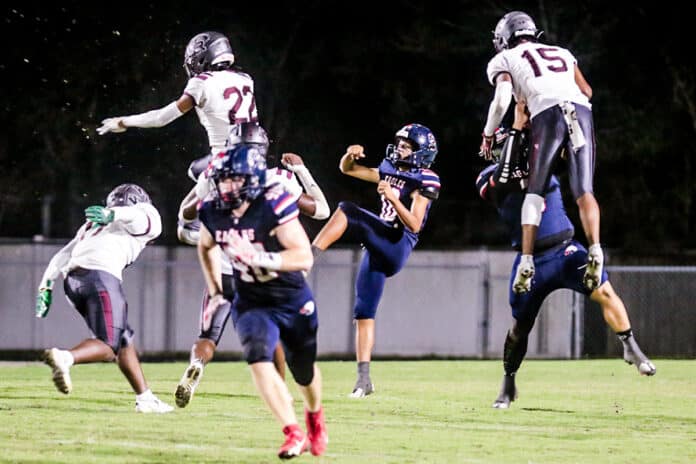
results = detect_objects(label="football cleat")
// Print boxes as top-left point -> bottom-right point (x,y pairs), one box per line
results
278,425 -> 308,459
583,246 -> 604,290
348,379 -> 375,398
305,407 -> 328,456
623,338 -> 656,376
135,396 -> 174,414
41,348 -> 72,394
512,255 -> 535,294
492,374 -> 518,409
175,361 -> 204,408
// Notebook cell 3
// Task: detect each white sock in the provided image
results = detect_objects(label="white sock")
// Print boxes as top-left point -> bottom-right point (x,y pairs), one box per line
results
62,350 -> 75,367
136,389 -> 155,402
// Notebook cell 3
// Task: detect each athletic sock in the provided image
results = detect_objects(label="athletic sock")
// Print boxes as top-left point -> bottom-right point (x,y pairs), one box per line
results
616,328 -> 633,341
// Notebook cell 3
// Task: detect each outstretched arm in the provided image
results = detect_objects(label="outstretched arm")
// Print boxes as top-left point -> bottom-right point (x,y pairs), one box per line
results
97,94 -> 194,135
281,152 -> 330,220
339,145 -> 380,183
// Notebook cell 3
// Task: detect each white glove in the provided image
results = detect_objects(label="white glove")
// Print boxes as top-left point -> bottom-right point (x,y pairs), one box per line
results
202,293 -> 228,332
194,172 -> 215,200
97,117 -> 127,135
224,230 -> 282,270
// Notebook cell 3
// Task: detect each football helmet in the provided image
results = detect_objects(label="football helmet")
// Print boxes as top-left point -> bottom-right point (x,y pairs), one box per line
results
492,11 -> 542,53
106,183 -> 151,207
227,122 -> 270,157
385,123 -> 438,169
210,145 -> 267,209
184,31 -> 235,78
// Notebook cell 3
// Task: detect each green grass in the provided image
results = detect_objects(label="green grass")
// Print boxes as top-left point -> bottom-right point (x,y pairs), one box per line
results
1,360 -> 694,463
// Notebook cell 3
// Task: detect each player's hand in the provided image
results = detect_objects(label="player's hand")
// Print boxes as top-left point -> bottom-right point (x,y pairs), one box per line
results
281,153 -> 305,171
97,117 -> 127,135
194,172 -> 215,200
85,205 -> 115,225
377,180 -> 396,202
35,280 -> 53,318
479,133 -> 494,160
202,293 -> 228,332
345,144 -> 366,161
224,231 -> 257,266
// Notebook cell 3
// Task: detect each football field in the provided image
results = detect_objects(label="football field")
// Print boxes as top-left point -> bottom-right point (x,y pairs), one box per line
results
1,359 -> 694,463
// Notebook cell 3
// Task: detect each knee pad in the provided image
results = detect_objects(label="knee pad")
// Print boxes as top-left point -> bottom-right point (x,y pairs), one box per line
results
288,361 -> 315,386
521,193 -> 545,226
286,345 -> 317,386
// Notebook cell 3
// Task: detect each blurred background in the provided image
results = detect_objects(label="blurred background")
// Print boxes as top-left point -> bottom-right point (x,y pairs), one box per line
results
2,1 -> 694,253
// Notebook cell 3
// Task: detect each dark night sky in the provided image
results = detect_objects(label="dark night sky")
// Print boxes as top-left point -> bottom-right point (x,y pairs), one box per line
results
1,2 -> 694,254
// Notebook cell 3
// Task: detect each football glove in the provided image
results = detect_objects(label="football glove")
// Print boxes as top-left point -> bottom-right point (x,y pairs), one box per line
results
479,133 -> 495,160
85,205 -> 115,225
35,280 -> 53,318
97,117 -> 127,135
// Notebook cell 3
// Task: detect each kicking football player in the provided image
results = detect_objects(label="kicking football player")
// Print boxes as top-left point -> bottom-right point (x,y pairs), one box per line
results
35,184 -> 173,413
174,123 -> 330,408
311,124 -> 441,398
476,100 -> 656,410
196,144 -> 327,458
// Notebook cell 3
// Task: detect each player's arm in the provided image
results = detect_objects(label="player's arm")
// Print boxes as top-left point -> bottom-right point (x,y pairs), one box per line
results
281,152 -> 330,220
197,223 -> 223,296
35,234 -> 80,318
378,182 -> 431,233
574,64 -> 592,99
97,94 -> 195,135
480,72 -> 513,159
339,145 -> 380,183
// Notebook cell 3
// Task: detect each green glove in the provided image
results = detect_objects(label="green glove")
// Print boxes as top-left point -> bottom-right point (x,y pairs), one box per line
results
85,205 -> 115,225
35,280 -> 53,318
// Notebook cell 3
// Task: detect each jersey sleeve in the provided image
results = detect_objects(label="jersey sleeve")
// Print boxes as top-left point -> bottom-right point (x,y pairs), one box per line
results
419,169 -> 441,200
116,203 -> 162,241
265,184 -> 300,226
183,75 -> 207,107
486,53 -> 509,86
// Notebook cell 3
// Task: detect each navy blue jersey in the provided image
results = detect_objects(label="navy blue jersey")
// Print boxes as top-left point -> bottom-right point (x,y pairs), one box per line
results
477,168 -> 574,251
377,159 -> 440,241
198,184 -> 308,309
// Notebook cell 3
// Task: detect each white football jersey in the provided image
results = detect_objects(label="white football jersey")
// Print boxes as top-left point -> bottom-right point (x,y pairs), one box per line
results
183,69 -> 258,152
65,203 -> 162,281
266,167 -> 303,202
487,41 -> 591,118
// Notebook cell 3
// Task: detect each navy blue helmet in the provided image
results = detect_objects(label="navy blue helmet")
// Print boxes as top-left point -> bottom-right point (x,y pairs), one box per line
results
210,145 -> 267,209
106,183 -> 151,207
184,31 -> 235,78
492,11 -> 542,53
386,123 -> 438,169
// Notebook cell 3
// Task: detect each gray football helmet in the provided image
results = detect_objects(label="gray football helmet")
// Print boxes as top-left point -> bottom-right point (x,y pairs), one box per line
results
183,31 -> 235,78
106,184 -> 151,207
492,11 -> 542,53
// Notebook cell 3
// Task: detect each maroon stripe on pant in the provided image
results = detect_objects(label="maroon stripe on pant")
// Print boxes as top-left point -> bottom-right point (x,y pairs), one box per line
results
99,290 -> 114,346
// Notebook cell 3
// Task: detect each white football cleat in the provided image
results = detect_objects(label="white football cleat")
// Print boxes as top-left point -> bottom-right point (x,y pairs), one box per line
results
348,381 -> 374,398
135,396 -> 174,414
175,361 -> 204,408
42,348 -> 73,394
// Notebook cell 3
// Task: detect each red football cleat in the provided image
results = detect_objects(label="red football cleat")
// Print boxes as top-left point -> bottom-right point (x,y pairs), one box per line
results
278,424 -> 308,460
305,407 -> 328,456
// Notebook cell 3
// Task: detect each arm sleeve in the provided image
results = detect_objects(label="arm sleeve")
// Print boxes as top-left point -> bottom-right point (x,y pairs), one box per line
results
112,204 -> 162,240
39,235 -> 80,285
291,165 -> 330,219
120,101 -> 184,128
483,81 -> 513,136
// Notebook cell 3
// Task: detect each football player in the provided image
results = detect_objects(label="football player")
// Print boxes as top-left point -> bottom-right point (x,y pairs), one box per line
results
312,123 -> 441,398
196,144 -> 328,459
479,11 -> 603,295
174,123 -> 330,409
477,100 -> 656,410
97,32 -> 257,180
35,184 -> 173,413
